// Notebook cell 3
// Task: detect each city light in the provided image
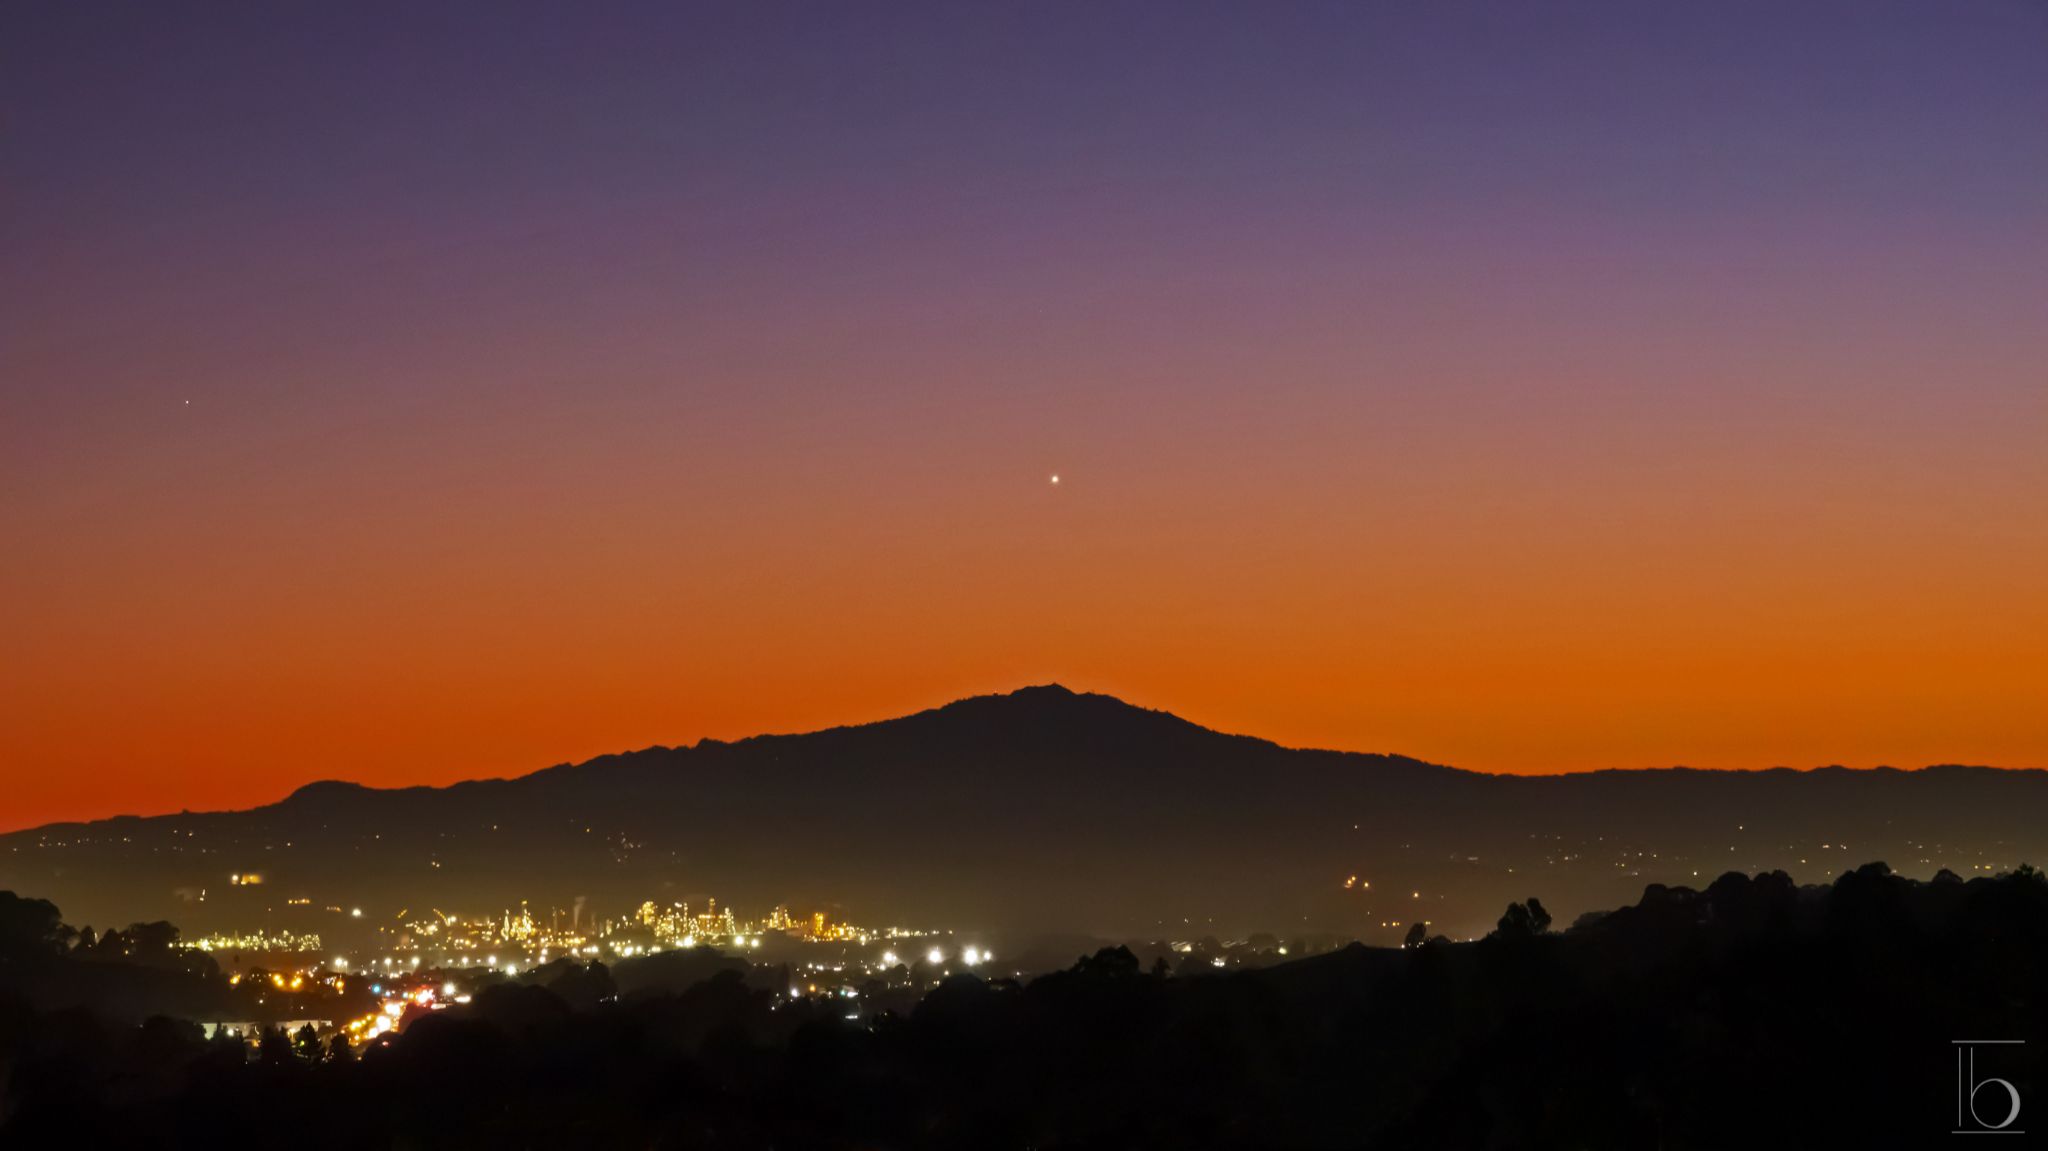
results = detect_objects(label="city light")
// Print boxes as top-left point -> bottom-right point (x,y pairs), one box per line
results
181,891 -> 957,995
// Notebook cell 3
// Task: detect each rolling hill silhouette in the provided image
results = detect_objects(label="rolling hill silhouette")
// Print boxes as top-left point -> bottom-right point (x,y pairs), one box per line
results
4,685 -> 2044,940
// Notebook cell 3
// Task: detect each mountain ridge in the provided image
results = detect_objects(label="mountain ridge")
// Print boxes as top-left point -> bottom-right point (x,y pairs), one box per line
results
5,685 -> 2046,941
16,685 -> 2037,834
249,683 -> 1425,813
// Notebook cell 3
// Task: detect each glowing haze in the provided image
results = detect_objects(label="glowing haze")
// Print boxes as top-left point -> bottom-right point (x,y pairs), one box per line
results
3,2 -> 2045,831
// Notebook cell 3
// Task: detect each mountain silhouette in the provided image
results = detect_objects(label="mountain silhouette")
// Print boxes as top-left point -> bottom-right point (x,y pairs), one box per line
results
4,685 -> 2044,940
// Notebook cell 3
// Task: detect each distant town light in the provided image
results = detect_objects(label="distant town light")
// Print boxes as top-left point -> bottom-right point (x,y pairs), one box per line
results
926,948 -> 944,965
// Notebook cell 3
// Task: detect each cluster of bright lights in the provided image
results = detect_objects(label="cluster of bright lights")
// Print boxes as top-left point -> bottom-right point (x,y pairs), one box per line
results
186,929 -> 323,953
865,945 -> 990,970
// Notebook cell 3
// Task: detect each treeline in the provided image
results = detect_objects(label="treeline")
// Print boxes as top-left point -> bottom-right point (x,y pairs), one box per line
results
0,892 -> 236,1026
0,891 -> 362,1033
3,865 -> 2044,1148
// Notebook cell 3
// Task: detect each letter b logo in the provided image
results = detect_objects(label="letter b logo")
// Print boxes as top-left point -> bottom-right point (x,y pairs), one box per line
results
1955,1041 -> 2024,1135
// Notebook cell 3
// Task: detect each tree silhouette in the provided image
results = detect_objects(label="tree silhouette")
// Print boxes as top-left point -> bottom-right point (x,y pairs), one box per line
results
1495,899 -> 1552,938
545,960 -> 616,1010
258,1025 -> 294,1065
0,892 -> 65,954
1403,922 -> 1428,949
1074,945 -> 1141,978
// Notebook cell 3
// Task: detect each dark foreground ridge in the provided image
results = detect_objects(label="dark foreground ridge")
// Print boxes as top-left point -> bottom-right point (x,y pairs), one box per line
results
4,685 -> 2047,940
2,864 -> 2042,1148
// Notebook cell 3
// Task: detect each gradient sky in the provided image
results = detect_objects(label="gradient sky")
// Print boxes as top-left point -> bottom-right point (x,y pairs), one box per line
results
4,1 -> 2045,831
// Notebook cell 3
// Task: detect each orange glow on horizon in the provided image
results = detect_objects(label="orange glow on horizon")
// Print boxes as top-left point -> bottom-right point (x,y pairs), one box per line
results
4,412 -> 2043,832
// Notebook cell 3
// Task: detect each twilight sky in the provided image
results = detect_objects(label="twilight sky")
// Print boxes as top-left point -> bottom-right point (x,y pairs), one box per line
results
3,1 -> 2045,830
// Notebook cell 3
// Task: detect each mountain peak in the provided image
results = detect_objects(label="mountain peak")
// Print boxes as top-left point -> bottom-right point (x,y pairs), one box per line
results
1006,682 -> 1078,698
901,683 -> 1227,739
284,779 -> 369,802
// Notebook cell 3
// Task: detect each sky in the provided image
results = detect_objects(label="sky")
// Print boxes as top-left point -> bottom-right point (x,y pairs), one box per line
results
3,0 -> 2045,830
